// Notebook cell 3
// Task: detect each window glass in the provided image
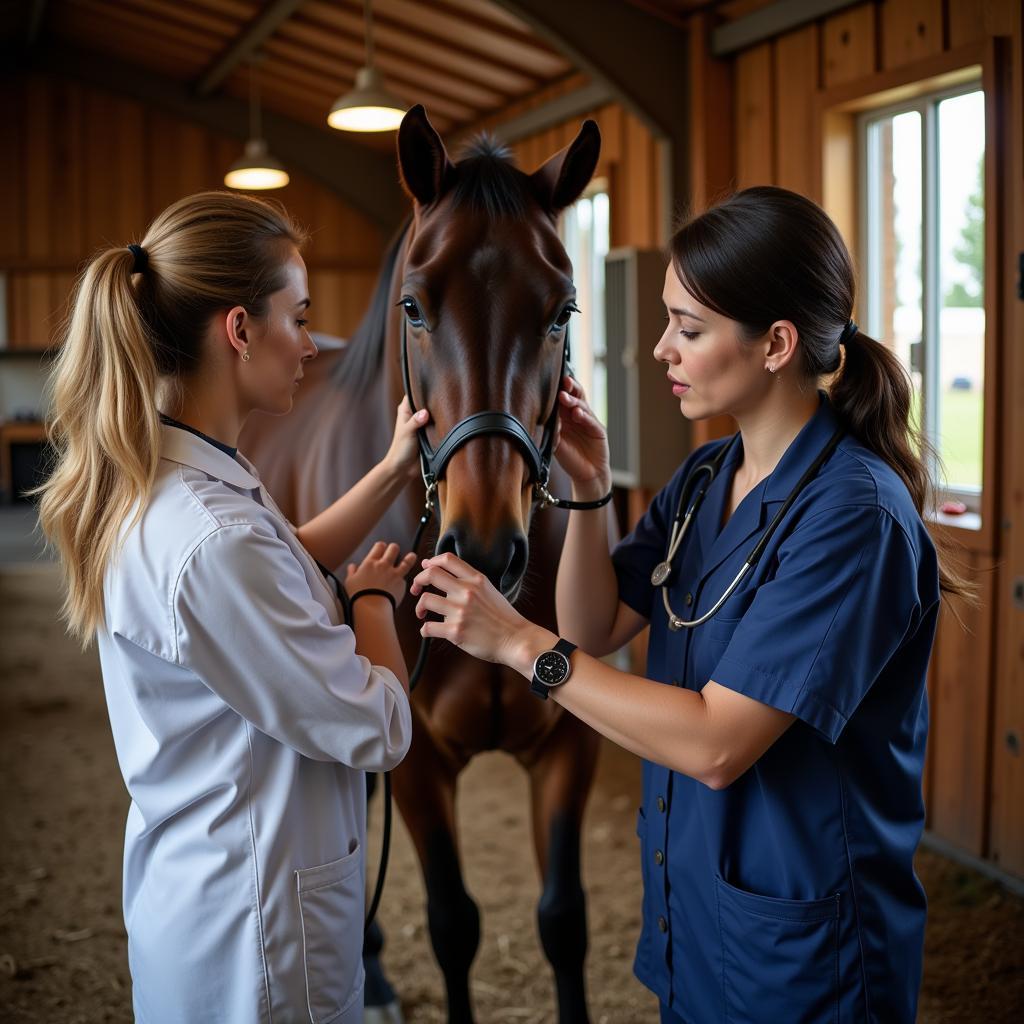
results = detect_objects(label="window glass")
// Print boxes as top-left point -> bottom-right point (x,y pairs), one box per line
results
861,87 -> 985,516
560,183 -> 610,423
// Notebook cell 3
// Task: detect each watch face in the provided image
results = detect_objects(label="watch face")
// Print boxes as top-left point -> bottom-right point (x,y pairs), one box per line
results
535,650 -> 570,687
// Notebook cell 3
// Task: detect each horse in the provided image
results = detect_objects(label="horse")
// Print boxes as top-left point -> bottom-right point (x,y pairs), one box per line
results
240,105 -> 604,1024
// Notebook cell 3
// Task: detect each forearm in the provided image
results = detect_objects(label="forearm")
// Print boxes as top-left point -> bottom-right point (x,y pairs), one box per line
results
296,458 -> 410,570
350,598 -> 410,693
507,625 -> 724,786
555,480 -> 621,654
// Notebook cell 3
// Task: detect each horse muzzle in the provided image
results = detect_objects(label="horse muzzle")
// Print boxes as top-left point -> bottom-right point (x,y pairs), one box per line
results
435,522 -> 529,600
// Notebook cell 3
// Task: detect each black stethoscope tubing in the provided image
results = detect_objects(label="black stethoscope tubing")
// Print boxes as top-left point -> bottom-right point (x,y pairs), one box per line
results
656,426 -> 846,631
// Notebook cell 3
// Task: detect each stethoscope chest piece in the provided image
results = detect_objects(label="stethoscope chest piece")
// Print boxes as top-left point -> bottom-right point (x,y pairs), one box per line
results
650,561 -> 673,587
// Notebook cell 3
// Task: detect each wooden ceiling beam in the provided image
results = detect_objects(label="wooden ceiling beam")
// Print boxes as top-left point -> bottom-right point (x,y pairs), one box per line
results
269,18 -> 505,109
302,1 -> 540,90
25,43 -> 408,231
491,0 -> 689,230
195,0 -> 305,97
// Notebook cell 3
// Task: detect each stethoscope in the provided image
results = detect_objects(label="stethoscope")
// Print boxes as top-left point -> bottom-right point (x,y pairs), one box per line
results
654,425 -> 846,631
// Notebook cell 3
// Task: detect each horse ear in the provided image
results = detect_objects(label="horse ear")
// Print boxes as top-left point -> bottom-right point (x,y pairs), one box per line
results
397,105 -> 454,207
530,120 -> 602,214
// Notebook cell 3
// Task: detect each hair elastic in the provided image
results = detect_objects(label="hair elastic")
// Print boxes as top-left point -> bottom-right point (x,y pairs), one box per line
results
838,319 -> 858,347
127,244 -> 149,274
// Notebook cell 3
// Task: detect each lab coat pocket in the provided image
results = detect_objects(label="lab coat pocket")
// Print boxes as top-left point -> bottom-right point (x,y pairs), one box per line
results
715,875 -> 839,1024
296,842 -> 365,1023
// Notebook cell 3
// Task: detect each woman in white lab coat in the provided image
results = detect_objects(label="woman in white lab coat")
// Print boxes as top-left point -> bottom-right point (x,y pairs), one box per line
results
37,191 -> 422,1023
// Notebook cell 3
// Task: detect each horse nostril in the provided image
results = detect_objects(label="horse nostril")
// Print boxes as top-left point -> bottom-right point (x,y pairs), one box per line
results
435,529 -> 460,560
500,534 -> 528,596
435,526 -> 528,596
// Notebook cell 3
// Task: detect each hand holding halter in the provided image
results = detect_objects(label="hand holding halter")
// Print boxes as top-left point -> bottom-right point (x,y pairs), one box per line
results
400,318 -> 613,545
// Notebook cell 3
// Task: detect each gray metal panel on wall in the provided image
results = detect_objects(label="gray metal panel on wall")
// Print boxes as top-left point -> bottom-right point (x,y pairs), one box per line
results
605,248 -> 691,490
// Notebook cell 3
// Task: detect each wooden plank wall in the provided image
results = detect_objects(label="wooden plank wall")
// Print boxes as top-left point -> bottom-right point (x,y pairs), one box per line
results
723,0 -> 1023,878
1,73 -> 384,353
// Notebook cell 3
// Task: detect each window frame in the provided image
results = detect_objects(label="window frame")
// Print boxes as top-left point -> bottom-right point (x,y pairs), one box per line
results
857,80 -> 986,521
815,39 -> 1002,553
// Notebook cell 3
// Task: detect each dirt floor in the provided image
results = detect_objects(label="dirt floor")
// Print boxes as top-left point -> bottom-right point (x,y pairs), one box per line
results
1,563 -> 1023,1023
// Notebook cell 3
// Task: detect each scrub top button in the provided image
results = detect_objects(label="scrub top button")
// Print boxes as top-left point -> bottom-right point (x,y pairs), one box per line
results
657,915 -> 668,933
684,592 -> 693,607
656,796 -> 666,812
654,849 -> 664,865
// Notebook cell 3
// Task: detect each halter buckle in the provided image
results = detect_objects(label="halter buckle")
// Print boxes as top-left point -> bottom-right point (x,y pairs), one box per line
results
423,479 -> 438,512
535,481 -> 557,511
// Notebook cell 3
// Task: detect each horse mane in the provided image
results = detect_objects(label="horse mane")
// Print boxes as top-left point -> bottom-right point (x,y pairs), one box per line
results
333,137 -> 532,392
331,218 -> 410,393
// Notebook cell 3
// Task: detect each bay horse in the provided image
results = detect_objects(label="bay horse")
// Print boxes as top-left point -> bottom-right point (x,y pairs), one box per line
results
241,105 -> 603,1023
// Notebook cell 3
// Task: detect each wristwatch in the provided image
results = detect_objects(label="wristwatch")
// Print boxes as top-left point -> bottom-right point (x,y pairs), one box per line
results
530,638 -> 577,699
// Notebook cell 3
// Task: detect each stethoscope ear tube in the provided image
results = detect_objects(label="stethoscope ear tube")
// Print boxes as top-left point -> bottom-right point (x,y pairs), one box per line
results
660,426 -> 845,631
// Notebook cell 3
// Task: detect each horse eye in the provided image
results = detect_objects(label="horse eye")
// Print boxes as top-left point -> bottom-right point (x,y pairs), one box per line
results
550,303 -> 579,334
399,297 -> 425,327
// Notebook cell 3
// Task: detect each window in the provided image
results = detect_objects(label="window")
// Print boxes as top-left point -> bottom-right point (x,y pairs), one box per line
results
559,180 -> 610,423
860,85 -> 986,522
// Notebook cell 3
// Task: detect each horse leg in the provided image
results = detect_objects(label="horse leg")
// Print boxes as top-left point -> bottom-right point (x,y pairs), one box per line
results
392,723 -> 479,1024
527,716 -> 601,1024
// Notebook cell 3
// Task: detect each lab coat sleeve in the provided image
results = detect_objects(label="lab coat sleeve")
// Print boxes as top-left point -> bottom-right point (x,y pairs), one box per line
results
172,521 -> 412,771
709,504 -> 933,743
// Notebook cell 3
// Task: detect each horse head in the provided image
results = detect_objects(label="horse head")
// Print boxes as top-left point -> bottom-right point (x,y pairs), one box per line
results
393,105 -> 601,600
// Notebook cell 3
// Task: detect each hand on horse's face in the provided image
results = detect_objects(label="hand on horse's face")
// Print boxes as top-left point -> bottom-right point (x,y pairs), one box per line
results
554,375 -> 613,494
346,542 -> 418,605
385,397 -> 430,481
410,553 -> 532,666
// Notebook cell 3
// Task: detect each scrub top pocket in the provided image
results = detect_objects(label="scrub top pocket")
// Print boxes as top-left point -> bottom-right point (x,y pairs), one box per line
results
715,874 -> 839,1024
296,842 -> 364,1023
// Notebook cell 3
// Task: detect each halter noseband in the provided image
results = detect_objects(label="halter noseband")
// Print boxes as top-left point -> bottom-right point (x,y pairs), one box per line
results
401,317 -> 585,522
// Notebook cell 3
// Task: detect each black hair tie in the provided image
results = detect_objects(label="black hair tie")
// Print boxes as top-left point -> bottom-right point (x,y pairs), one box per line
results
127,244 -> 149,274
838,319 -> 858,347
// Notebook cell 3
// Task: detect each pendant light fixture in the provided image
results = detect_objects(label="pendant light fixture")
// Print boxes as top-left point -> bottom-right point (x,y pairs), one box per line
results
327,0 -> 406,132
225,57 -> 290,191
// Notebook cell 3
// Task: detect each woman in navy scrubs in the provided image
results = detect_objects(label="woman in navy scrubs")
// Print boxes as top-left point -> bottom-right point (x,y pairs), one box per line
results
408,186 -> 971,1023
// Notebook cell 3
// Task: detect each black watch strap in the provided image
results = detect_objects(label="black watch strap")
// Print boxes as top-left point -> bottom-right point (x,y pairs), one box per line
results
530,638 -> 577,700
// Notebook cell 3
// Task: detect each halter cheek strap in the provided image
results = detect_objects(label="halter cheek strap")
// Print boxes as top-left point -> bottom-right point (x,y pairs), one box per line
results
400,317 -> 610,524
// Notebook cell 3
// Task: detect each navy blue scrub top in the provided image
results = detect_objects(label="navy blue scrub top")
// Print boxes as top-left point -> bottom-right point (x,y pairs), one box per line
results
611,394 -> 939,1024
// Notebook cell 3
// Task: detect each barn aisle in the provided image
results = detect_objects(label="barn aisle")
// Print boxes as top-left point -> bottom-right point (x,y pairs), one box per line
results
1,553 -> 1022,1023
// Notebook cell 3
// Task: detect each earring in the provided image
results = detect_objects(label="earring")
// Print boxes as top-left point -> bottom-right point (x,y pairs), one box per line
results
241,350 -> 251,362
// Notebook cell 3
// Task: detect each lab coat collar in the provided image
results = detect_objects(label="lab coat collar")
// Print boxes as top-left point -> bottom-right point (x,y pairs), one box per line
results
692,393 -> 840,587
160,424 -> 262,491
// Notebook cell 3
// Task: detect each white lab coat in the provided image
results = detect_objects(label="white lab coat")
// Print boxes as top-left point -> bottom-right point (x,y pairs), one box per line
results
96,424 -> 412,1023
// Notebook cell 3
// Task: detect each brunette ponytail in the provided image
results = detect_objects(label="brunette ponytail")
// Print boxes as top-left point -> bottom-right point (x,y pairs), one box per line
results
670,186 -> 974,602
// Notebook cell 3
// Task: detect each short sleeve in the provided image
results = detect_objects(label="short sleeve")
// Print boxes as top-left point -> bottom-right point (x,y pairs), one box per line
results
710,505 -> 925,743
173,521 -> 412,771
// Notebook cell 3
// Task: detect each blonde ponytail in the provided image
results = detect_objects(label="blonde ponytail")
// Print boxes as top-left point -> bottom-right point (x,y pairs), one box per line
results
35,191 -> 307,646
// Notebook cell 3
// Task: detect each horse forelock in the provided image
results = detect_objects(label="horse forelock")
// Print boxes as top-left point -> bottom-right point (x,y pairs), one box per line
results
448,135 -> 532,220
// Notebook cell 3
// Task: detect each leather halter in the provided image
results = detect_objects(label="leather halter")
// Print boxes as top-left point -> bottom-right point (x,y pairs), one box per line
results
400,317 -> 590,515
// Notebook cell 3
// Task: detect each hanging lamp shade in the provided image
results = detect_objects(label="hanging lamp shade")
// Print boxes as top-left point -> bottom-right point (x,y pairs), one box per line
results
224,139 -> 290,190
225,57 -> 289,191
328,66 -> 406,132
327,1 -> 406,132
